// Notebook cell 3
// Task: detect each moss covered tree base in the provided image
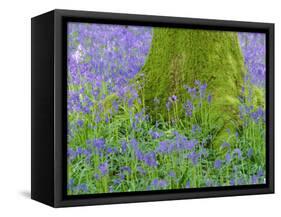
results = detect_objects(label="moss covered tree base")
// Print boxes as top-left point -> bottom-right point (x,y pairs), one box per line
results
139,27 -> 246,147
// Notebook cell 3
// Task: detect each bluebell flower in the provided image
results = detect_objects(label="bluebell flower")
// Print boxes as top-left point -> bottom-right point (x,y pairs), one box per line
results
199,148 -> 208,157
184,100 -> 193,117
207,94 -> 212,103
128,98 -> 134,107
149,130 -> 162,139
109,186 -> 114,193
172,95 -> 177,101
166,101 -> 171,111
151,179 -> 159,187
225,152 -> 231,163
186,151 -> 200,165
205,179 -> 213,187
121,166 -> 131,174
144,152 -> 157,167
169,170 -> 176,177
188,87 -> 197,98
113,179 -> 121,185
77,119 -> 84,127
130,138 -> 138,150
185,181 -> 191,188
251,175 -> 258,184
67,178 -> 75,192
99,162 -> 108,176
158,180 -> 167,188
131,139 -> 144,160
257,169 -> 264,177
184,139 -> 198,150
247,148 -> 253,158
221,142 -> 230,149
121,140 -> 127,153
76,147 -> 83,155
77,183 -> 88,192
135,149 -> 144,161
93,138 -> 106,151
157,140 -> 170,153
237,178 -> 245,185
214,159 -> 222,169
233,148 -> 242,159
112,100 -> 119,112
93,173 -> 100,180
67,148 -> 77,161
151,179 -> 167,189
191,124 -> 201,134
199,83 -> 207,97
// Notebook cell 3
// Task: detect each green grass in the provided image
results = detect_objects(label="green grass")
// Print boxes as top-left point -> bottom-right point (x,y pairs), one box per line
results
67,76 -> 266,195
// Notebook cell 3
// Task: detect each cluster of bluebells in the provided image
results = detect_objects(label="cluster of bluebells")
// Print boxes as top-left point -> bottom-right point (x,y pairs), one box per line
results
238,32 -> 266,87
67,22 -> 152,121
67,24 -> 266,195
67,79 -> 265,194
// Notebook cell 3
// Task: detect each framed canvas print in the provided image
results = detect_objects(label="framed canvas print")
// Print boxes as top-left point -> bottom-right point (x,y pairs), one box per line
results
31,9 -> 274,207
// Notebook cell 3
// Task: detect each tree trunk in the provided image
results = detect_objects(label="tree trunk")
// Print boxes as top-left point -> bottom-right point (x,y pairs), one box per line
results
139,27 -> 246,146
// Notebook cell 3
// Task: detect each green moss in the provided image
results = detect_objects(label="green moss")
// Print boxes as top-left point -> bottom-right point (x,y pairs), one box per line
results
139,27 -> 247,146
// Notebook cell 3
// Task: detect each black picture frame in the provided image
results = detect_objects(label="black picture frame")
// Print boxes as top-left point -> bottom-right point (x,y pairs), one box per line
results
31,9 -> 274,207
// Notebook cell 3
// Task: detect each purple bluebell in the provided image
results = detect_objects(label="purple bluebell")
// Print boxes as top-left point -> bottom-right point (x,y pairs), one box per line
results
144,152 -> 157,167
67,178 -> 75,192
238,32 -> 266,87
157,140 -> 170,153
191,124 -> 201,134
187,87 -> 197,98
67,148 -> 77,161
214,159 -> 222,169
225,152 -> 231,163
121,166 -> 131,174
166,101 -> 171,111
99,162 -> 108,176
93,173 -> 100,180
185,181 -> 191,188
171,95 -> 177,102
76,147 -> 83,155
107,147 -> 117,154
77,119 -> 84,127
121,140 -> 127,153
247,148 -> 253,158
186,151 -> 200,166
199,83 -> 207,97
205,179 -> 213,187
221,142 -> 230,149
93,138 -> 106,151
149,130 -> 162,139
158,180 -> 167,188
184,100 -> 193,117
251,175 -> 258,184
77,183 -> 88,192
257,169 -> 264,177
199,148 -> 208,158
184,139 -> 198,150
151,179 -> 167,189
113,179 -> 121,185
169,171 -> 176,177
233,148 -> 242,159
230,179 -> 235,186
207,94 -> 212,103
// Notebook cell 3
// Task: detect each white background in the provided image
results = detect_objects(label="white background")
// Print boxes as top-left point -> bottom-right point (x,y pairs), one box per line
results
0,0 -> 279,216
